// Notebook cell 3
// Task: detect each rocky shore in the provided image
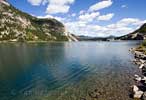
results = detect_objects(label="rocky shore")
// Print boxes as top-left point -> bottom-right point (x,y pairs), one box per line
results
130,48 -> 146,100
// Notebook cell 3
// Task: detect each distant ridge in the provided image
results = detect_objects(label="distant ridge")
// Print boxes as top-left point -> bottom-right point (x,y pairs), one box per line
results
116,23 -> 146,40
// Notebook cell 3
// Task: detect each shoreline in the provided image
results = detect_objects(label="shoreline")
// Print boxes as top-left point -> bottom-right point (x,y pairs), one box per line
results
0,40 -> 142,45
0,41 -> 77,44
130,47 -> 146,100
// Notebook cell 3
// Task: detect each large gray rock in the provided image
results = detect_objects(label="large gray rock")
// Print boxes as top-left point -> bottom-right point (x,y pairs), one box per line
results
134,90 -> 143,99
133,85 -> 143,99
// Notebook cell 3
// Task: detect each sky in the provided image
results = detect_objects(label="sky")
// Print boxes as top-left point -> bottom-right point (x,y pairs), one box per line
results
7,0 -> 146,37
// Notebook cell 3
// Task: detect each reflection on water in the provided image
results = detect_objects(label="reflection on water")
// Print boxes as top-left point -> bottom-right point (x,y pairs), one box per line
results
0,41 -> 141,100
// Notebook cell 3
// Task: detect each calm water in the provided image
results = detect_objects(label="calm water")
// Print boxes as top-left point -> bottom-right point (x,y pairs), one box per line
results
0,41 -> 141,100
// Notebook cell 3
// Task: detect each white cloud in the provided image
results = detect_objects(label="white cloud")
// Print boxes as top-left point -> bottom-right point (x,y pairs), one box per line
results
89,0 -> 113,12
42,0 -> 48,5
64,18 -> 146,37
27,0 -> 43,6
117,18 -> 146,27
46,0 -> 75,14
27,0 -> 75,14
98,13 -> 114,21
46,4 -> 70,14
121,5 -> 127,8
79,12 -> 100,22
37,15 -> 66,22
37,15 -> 53,19
28,0 -> 145,37
79,10 -> 85,14
71,13 -> 76,17
48,0 -> 75,5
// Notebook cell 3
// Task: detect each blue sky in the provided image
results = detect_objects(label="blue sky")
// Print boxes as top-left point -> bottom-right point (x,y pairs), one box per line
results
8,0 -> 146,37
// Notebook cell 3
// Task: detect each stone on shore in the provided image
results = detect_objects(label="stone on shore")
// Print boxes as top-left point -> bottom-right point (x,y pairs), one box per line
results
133,59 -> 142,65
142,77 -> 146,81
134,51 -> 146,60
135,77 -> 142,82
134,90 -> 143,99
140,59 -> 145,64
133,85 -> 139,92
135,75 -> 142,82
132,85 -> 143,99
132,49 -> 146,100
139,64 -> 144,69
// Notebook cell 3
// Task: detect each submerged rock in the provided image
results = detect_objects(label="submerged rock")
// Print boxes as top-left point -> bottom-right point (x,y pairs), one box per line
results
88,89 -> 102,99
80,97 -> 86,100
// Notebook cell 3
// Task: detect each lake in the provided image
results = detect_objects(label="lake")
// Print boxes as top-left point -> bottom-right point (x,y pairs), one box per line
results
0,41 -> 141,100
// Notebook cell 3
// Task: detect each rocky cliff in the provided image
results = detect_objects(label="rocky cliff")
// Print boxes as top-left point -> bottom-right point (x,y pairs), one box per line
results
0,0 -> 77,42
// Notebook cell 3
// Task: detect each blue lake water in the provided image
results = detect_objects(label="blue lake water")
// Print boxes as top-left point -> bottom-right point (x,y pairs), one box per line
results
0,41 -> 141,100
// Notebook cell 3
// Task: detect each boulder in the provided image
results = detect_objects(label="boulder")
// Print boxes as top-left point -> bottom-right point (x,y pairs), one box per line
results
133,85 -> 143,99
134,90 -> 143,99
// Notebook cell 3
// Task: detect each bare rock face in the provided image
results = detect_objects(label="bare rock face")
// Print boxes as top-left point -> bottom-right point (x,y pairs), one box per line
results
0,0 -> 77,41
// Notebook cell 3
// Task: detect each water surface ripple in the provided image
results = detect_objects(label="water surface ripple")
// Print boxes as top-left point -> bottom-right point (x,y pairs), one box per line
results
0,41 -> 141,100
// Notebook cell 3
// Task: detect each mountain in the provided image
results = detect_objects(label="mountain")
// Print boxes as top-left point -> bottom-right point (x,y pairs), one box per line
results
0,0 -> 78,42
76,36 -> 107,41
116,23 -> 146,40
76,35 -> 116,41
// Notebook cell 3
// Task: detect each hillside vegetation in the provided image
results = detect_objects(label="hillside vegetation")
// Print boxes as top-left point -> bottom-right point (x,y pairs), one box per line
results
0,0 -> 77,42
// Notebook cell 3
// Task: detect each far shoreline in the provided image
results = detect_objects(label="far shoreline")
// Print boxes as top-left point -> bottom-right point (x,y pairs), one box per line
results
0,40 -> 144,44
